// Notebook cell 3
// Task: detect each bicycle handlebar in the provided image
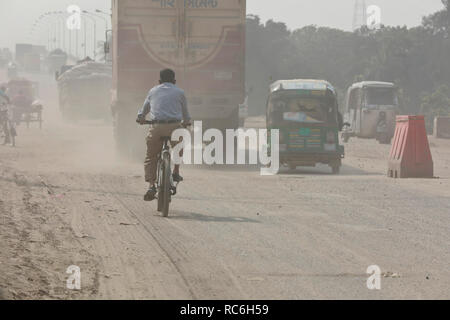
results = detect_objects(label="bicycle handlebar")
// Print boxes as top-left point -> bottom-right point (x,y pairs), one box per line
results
138,119 -> 192,128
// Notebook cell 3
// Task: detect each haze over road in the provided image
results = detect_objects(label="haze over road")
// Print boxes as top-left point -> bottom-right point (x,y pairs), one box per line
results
0,70 -> 449,299
0,0 -> 444,49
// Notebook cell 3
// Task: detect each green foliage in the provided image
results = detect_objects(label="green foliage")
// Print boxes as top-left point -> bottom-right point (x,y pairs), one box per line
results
420,84 -> 450,129
246,1 -> 450,120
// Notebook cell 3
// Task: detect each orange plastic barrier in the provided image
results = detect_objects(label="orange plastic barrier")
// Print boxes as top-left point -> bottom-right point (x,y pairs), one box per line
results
388,115 -> 433,178
434,117 -> 450,139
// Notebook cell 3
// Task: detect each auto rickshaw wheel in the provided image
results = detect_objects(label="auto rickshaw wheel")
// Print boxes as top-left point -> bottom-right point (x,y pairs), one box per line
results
376,133 -> 391,145
331,162 -> 341,174
341,132 -> 350,143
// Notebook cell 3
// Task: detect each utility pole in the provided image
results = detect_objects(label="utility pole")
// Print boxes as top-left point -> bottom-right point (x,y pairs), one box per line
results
76,28 -> 79,59
69,27 -> 72,56
84,17 -> 87,58
82,12 -> 97,60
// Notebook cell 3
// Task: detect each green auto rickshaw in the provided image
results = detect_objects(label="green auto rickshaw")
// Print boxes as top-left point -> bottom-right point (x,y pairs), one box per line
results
267,79 -> 345,174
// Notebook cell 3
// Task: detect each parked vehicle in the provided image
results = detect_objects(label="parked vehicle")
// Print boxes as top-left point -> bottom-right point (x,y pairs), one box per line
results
109,0 -> 246,157
7,78 -> 43,129
342,81 -> 399,144
7,62 -> 18,79
47,49 -> 68,75
266,79 -> 345,174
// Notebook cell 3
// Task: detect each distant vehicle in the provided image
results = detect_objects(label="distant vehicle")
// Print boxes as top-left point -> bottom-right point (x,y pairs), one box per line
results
56,65 -> 75,79
23,53 -> 41,73
57,62 -> 112,121
15,43 -> 33,67
266,79 -> 345,174
6,78 -> 43,129
47,49 -> 68,75
7,62 -> 18,79
342,81 -> 399,144
0,48 -> 13,67
109,0 -> 246,157
31,45 -> 47,57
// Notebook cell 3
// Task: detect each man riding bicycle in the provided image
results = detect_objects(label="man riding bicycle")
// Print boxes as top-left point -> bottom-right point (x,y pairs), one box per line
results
0,86 -> 15,146
137,69 -> 191,201
0,86 -> 10,104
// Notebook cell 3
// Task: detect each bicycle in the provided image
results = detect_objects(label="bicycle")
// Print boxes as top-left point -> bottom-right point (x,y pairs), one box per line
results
144,120 -> 182,217
0,103 -> 16,147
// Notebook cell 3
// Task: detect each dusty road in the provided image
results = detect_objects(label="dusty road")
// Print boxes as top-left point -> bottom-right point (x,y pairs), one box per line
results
1,71 -> 449,300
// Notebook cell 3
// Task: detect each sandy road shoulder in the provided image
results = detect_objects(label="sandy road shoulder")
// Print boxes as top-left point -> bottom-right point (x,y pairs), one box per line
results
0,163 -> 99,299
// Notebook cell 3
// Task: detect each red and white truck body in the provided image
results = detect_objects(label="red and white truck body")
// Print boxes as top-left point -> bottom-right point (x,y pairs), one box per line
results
111,0 -> 246,155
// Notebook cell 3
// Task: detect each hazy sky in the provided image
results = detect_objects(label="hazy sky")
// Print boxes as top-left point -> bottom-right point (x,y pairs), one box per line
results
0,0 -> 445,50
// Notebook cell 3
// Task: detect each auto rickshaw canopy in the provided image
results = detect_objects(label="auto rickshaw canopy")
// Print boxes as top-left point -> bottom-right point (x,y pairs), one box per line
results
270,79 -> 336,95
6,78 -> 38,101
349,81 -> 397,90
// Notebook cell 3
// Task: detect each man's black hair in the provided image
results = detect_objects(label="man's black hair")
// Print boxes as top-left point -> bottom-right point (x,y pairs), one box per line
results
160,69 -> 176,83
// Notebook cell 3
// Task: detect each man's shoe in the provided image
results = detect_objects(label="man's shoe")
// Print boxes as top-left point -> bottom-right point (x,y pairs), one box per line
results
144,186 -> 157,202
172,173 -> 184,183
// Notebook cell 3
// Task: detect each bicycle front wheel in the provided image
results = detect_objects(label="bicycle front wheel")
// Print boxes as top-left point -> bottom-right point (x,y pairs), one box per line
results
10,124 -> 16,147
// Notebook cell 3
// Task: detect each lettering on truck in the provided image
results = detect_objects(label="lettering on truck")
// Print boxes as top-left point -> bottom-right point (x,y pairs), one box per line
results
154,0 -> 219,8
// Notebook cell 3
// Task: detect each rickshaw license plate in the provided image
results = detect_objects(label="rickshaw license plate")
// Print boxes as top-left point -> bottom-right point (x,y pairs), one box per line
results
288,128 -> 322,150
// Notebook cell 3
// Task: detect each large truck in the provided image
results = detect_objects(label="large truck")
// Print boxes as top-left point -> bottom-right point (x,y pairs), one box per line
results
110,0 -> 246,156
15,43 -> 34,67
57,62 -> 112,121
23,53 -> 41,73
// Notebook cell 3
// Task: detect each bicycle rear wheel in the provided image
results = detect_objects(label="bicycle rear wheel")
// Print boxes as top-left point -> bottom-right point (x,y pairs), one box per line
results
157,160 -> 164,212
161,153 -> 172,217
10,132 -> 15,147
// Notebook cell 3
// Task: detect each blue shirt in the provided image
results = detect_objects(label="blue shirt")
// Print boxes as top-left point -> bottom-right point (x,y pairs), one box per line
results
138,83 -> 191,121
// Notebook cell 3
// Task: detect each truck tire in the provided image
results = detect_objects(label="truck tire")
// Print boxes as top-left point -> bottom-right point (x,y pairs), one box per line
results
331,161 -> 341,175
229,107 -> 240,131
342,132 -> 350,143
218,107 -> 239,131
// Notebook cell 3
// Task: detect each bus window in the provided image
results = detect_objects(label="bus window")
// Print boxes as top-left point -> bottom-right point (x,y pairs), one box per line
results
365,87 -> 398,106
